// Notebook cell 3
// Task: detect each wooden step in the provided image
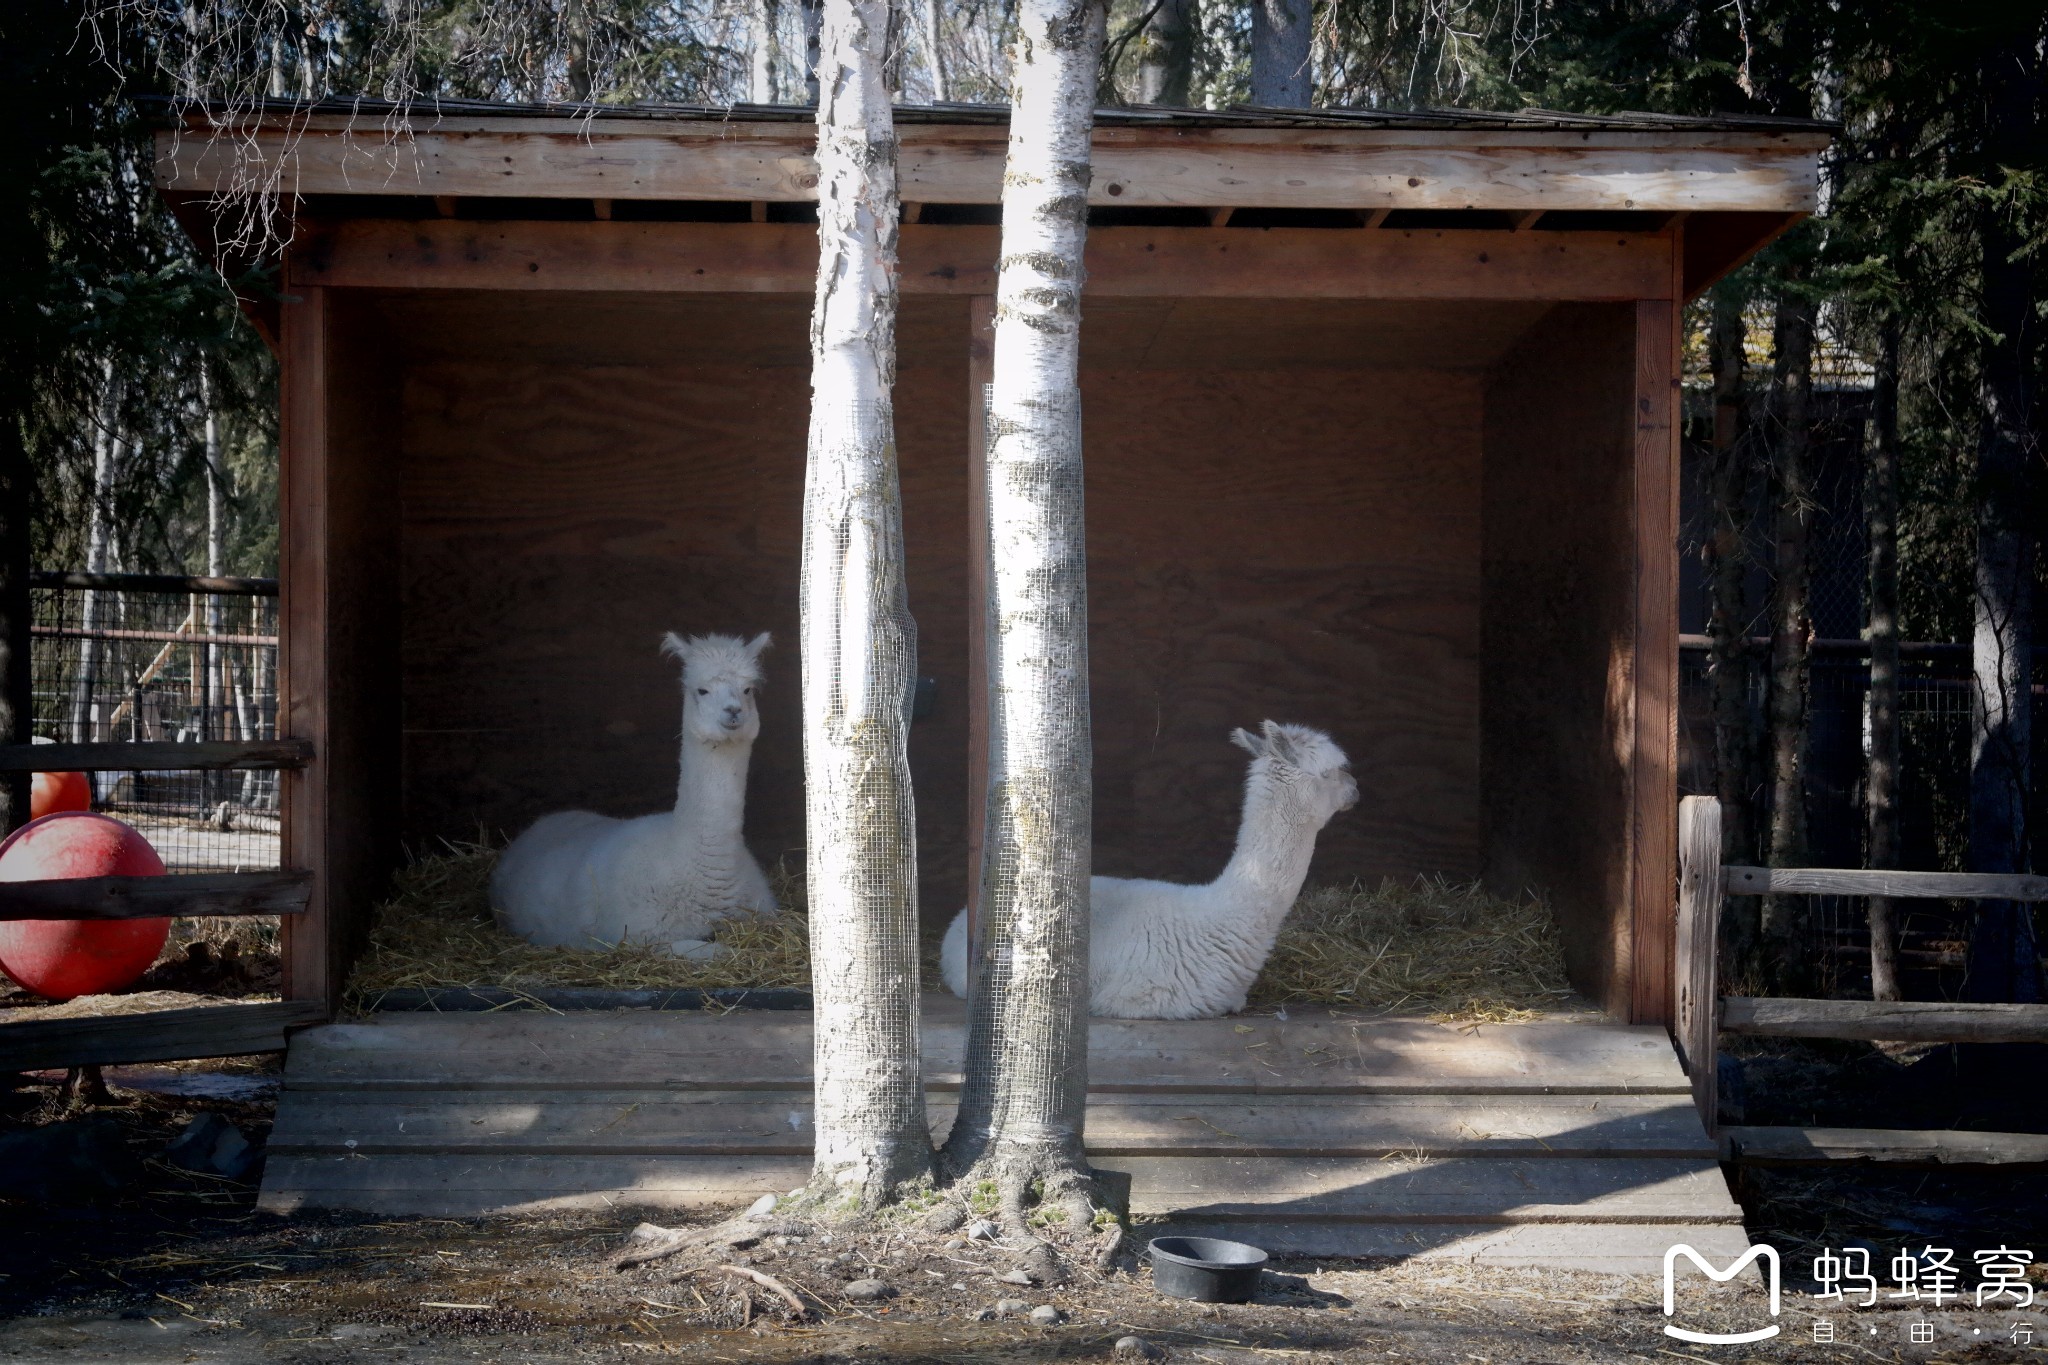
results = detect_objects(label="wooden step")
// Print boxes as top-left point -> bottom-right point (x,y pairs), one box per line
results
288,1009 -> 1690,1095
261,1152 -> 1741,1225
269,1089 -> 1715,1159
1105,1155 -> 1744,1225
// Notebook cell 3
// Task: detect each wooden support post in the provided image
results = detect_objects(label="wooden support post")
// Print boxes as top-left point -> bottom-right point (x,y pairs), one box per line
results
433,195 -> 458,219
279,279 -> 331,1011
1509,209 -> 1545,231
592,198 -> 613,220
964,296 -> 996,982
1207,207 -> 1234,228
1676,795 -> 1722,1136
1629,257 -> 1681,1026
1360,207 -> 1391,228
750,201 -> 769,223
903,202 -> 924,224
0,420 -> 28,834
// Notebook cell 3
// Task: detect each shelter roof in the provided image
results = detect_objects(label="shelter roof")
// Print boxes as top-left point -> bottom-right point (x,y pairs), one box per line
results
145,93 -> 1836,138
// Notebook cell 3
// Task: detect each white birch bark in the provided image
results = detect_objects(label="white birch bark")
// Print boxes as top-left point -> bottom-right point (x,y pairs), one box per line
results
802,0 -> 934,1208
202,368 -> 226,747
71,369 -> 121,744
942,0 -> 1105,1232
918,0 -> 948,100
750,0 -> 780,102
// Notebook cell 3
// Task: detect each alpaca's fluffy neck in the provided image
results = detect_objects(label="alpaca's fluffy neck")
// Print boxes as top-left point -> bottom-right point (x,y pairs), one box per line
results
674,714 -> 753,839
1212,773 -> 1321,922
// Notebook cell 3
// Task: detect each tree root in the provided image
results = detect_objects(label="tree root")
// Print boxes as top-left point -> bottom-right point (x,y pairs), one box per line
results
614,1215 -> 812,1270
709,1264 -> 809,1319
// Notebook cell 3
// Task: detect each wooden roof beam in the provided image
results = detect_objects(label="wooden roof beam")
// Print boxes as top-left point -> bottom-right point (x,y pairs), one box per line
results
156,123 -> 1821,216
286,219 -> 1678,301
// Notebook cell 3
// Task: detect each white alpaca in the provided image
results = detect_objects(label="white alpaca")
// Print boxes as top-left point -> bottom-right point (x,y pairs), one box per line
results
941,721 -> 1356,1019
490,632 -> 777,959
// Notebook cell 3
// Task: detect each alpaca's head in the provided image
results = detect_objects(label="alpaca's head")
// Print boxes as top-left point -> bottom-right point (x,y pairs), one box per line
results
1230,721 -> 1357,826
661,631 -> 771,748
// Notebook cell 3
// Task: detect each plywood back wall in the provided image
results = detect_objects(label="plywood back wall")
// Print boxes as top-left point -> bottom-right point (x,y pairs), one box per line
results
398,350 -> 1481,920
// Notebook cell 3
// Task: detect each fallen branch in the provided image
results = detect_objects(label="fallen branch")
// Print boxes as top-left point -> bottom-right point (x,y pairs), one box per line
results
714,1264 -> 808,1318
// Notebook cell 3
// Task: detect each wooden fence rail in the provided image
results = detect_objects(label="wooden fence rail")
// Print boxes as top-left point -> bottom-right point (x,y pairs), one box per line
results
1675,794 -> 2048,1166
0,870 -> 312,921
0,739 -> 311,773
0,1001 -> 324,1072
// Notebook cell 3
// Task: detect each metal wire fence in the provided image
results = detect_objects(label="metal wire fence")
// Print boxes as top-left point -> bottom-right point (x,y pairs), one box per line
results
29,575 -> 281,874
1679,646 -> 2046,996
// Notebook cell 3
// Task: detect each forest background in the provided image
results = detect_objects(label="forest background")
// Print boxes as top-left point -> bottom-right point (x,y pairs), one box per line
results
0,0 -> 2040,997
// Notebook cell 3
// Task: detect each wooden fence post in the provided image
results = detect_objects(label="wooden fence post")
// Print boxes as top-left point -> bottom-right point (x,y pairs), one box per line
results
1676,794 -> 1722,1135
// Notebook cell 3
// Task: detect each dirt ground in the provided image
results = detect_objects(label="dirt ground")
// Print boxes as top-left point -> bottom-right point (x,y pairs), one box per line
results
2,1060 -> 2045,1364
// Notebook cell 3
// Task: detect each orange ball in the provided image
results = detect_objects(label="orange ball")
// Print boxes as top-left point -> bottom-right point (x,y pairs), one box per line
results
30,769 -> 92,819
0,813 -> 170,1002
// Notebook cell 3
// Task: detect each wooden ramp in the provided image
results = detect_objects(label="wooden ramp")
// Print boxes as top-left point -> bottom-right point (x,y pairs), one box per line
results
263,1002 -> 1748,1270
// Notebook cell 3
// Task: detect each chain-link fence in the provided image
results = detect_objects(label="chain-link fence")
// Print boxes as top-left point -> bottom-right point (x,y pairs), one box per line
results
1679,645 -> 2046,997
28,574 -> 281,874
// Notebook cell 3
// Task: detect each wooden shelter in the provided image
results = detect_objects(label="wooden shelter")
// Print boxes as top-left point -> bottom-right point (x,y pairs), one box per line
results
19,99 -> 1833,1256
145,100 -> 1824,1026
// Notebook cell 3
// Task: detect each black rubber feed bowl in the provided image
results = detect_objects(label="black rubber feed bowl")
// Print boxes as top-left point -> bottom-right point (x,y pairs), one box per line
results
1149,1236 -> 1268,1303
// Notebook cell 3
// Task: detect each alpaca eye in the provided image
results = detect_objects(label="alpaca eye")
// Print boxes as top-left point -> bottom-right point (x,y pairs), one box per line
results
744,687 -> 754,695
697,688 -> 708,696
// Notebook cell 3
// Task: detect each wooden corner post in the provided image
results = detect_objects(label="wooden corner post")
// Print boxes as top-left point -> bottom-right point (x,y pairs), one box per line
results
1629,280 -> 1681,1025
279,280 -> 332,1011
964,296 -> 996,978
1676,794 -> 1722,1136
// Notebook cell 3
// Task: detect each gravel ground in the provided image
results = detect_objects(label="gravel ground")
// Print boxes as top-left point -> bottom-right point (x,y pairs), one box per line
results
2,1058 -> 2043,1364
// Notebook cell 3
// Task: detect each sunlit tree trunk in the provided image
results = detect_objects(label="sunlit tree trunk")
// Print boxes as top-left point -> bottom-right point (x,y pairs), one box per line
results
918,0 -> 948,99
798,0 -> 824,102
1964,18 -> 2041,1005
1250,0 -> 1310,106
1762,285 -> 1815,995
1863,318 -> 1903,1002
1135,0 -> 1194,105
801,0 -> 935,1209
71,370 -> 121,745
942,0 -> 1108,1239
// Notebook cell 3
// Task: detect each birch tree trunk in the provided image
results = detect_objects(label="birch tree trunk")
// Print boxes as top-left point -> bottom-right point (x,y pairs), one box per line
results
1250,0 -> 1311,107
1864,318 -> 1903,1002
1964,19 -> 2041,1005
941,0 -> 1108,1239
918,0 -> 947,100
71,371 -> 121,745
1762,286 -> 1815,996
801,0 -> 935,1209
1704,290 -> 1760,978
1134,0 -> 1195,105
202,368 -> 227,807
750,0 -> 780,102
799,0 -> 824,102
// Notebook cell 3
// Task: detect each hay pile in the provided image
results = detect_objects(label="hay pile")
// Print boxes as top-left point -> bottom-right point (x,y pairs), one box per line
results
348,846 -> 1575,1023
343,840 -> 813,1007
1249,877 -> 1578,1022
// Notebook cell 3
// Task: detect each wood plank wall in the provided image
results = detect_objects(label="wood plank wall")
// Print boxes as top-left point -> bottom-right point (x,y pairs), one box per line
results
393,294 -> 1486,922
279,290 -> 405,1008
1479,303 -> 1638,1017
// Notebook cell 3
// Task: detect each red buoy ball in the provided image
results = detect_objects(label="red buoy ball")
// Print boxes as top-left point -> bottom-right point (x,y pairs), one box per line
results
0,813 -> 170,1001
30,769 -> 92,820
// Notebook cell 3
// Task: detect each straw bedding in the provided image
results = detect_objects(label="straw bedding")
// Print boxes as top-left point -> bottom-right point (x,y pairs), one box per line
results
347,845 -> 1574,1021
1249,876 -> 1577,1021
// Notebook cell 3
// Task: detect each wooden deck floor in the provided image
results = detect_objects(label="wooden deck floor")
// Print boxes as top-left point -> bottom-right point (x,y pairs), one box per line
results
262,1000 -> 1748,1270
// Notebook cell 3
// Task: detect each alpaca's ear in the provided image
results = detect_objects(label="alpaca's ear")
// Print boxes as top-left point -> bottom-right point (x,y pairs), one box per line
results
1230,727 -> 1265,757
744,632 -> 773,660
1261,720 -> 1301,767
660,632 -> 692,664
